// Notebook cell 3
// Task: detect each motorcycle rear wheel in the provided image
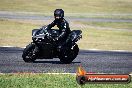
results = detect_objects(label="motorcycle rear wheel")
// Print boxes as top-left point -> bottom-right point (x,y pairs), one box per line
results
59,44 -> 79,64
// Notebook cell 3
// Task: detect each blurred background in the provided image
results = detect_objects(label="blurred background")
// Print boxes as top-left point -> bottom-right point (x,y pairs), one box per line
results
0,0 -> 132,50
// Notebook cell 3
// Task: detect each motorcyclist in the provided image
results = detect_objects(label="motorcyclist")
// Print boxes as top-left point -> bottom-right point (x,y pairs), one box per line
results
47,9 -> 71,42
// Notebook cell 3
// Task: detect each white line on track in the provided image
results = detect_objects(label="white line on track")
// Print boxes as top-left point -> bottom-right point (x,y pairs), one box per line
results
0,73 -> 132,76
1,46 -> 132,52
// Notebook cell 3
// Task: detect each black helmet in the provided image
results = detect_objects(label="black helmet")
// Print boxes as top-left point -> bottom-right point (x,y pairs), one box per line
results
54,9 -> 64,19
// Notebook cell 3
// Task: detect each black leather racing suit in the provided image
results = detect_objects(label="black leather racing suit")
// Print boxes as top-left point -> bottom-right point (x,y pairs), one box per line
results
47,18 -> 71,41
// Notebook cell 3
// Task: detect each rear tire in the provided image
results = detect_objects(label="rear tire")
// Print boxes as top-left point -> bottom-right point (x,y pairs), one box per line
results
59,44 -> 79,64
22,43 -> 37,62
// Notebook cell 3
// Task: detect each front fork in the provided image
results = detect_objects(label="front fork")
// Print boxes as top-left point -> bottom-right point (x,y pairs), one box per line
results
31,42 -> 39,58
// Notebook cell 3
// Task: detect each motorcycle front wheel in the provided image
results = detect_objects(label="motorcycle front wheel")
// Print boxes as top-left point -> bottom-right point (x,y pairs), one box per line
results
22,43 -> 37,62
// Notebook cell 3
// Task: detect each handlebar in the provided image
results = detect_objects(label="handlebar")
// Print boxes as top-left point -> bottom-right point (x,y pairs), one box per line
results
47,33 -> 57,42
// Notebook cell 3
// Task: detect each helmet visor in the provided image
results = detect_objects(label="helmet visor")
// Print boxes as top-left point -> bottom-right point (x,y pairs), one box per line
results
54,14 -> 61,17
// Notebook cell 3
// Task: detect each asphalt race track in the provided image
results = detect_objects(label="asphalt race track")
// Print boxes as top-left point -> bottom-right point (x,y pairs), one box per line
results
0,47 -> 132,74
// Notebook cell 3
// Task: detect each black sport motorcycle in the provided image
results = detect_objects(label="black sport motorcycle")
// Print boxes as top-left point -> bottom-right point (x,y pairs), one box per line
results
22,26 -> 82,64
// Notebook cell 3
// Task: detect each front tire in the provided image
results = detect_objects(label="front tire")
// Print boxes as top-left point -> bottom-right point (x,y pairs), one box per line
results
22,43 -> 37,62
59,44 -> 79,64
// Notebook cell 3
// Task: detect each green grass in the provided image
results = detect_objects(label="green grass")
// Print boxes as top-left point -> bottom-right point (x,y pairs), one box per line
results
0,74 -> 131,88
0,0 -> 132,13
0,19 -> 132,50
